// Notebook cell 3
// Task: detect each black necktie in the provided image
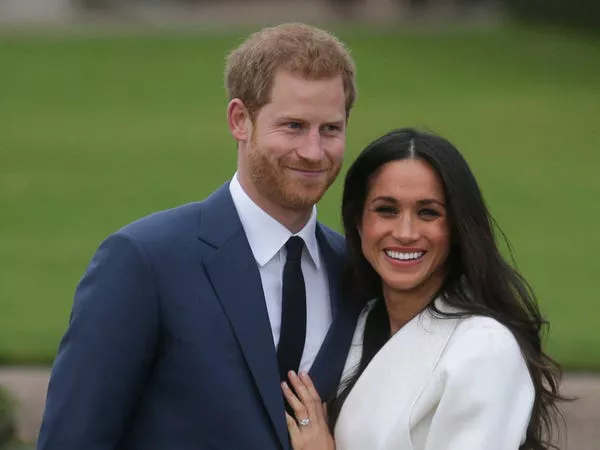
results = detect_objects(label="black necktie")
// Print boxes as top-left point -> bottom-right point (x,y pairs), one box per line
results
277,236 -> 307,382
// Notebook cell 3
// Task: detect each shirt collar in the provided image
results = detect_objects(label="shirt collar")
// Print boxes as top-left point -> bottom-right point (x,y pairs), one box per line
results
229,173 -> 321,269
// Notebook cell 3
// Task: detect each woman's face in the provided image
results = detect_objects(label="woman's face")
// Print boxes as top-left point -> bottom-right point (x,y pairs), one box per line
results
359,159 -> 451,299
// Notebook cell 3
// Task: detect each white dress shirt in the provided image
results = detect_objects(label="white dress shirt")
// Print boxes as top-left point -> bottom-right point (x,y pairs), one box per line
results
229,173 -> 333,373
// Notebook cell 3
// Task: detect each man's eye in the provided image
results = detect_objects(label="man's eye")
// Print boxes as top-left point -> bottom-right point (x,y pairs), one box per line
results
324,124 -> 341,132
287,122 -> 302,129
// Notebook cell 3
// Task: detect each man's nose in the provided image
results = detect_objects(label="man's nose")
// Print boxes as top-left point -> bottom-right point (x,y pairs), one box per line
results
297,128 -> 324,161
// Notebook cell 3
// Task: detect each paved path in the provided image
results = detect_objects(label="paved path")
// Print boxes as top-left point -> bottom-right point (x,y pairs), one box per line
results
558,374 -> 600,449
0,367 -> 598,449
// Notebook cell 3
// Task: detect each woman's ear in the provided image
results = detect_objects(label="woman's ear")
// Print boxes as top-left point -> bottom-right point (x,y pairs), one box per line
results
356,219 -> 362,239
227,98 -> 250,142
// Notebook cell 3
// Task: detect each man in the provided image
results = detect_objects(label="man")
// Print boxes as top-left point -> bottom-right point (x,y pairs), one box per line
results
38,23 -> 358,450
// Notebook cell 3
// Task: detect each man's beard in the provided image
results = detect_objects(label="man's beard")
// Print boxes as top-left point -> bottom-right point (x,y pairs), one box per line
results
247,138 -> 341,211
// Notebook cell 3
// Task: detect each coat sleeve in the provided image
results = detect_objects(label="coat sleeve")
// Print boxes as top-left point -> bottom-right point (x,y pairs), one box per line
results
37,231 -> 160,450
423,322 -> 535,450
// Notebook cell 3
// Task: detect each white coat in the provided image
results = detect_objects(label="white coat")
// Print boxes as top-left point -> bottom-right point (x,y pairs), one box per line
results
334,299 -> 535,450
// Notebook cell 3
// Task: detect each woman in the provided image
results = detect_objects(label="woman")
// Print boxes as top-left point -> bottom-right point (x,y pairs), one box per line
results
281,128 -> 563,449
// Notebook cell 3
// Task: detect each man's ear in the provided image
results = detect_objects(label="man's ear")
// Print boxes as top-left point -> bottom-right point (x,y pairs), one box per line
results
227,99 -> 250,141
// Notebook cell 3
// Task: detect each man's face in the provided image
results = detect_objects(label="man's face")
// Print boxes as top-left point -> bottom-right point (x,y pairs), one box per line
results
241,70 -> 347,212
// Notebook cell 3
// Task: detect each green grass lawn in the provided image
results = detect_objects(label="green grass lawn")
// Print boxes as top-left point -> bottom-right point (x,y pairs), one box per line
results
1,26 -> 599,369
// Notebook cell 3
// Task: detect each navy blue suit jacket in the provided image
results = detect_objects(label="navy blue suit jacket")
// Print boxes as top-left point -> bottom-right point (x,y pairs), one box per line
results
37,183 -> 358,450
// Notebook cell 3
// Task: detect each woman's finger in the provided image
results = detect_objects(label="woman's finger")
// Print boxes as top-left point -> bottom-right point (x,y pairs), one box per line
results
282,381 -> 309,421
298,372 -> 325,421
288,371 -> 321,421
284,411 -> 301,443
299,371 -> 321,400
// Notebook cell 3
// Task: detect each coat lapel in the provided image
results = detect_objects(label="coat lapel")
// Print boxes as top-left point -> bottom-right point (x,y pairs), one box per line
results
335,300 -> 460,450
198,184 -> 288,449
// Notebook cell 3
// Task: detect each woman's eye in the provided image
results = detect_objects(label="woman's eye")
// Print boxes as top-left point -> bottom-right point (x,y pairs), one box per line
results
374,206 -> 397,215
419,209 -> 440,218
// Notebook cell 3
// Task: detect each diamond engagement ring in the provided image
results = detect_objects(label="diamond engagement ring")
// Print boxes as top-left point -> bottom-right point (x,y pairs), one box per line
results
298,417 -> 311,427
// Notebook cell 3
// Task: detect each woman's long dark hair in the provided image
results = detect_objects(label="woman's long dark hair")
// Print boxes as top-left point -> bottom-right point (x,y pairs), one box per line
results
329,128 -> 564,449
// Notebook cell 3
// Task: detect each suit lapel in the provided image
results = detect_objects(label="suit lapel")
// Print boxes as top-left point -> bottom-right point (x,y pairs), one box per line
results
309,226 -> 360,401
198,184 -> 288,449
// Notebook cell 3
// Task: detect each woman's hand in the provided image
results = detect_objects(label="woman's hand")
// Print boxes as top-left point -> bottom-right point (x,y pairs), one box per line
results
282,371 -> 335,450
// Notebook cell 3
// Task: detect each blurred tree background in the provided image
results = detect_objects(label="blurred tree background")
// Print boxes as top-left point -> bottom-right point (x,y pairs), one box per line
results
504,0 -> 600,31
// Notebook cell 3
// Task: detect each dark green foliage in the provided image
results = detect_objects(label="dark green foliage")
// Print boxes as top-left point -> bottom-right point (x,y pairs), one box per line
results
0,388 -> 16,449
504,0 -> 600,31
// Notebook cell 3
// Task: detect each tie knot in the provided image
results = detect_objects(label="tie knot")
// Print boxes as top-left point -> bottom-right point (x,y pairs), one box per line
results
285,236 -> 304,262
